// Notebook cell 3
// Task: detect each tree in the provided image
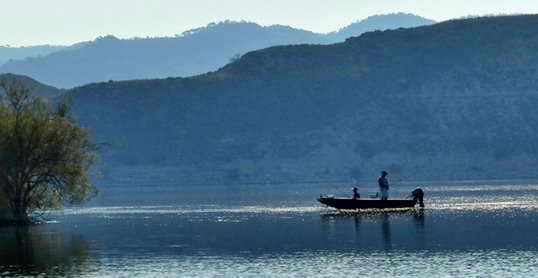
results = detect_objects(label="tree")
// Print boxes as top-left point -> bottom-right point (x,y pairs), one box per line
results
0,83 -> 98,224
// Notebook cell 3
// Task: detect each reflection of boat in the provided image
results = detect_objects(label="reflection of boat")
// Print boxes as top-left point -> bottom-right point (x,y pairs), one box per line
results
318,197 -> 417,210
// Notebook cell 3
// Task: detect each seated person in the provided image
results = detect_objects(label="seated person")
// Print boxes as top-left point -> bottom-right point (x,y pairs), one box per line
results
352,187 -> 361,199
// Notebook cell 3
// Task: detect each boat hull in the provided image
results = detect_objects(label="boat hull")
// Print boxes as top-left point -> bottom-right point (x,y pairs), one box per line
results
318,197 -> 417,210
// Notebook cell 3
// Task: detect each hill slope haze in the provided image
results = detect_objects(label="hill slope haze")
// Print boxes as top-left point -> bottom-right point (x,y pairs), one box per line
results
67,14 -> 538,184
0,45 -> 66,65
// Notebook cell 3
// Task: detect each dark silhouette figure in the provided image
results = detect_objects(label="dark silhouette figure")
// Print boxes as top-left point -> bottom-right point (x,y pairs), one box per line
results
378,171 -> 390,200
411,188 -> 425,207
352,187 -> 361,199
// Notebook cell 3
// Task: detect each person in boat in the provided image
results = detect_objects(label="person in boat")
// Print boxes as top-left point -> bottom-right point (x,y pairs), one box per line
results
411,187 -> 425,207
352,187 -> 361,199
378,170 -> 390,200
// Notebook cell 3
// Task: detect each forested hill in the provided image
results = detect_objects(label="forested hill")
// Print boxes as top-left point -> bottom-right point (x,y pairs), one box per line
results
69,14 -> 538,184
0,13 -> 434,89
0,73 -> 63,99
327,12 -> 435,41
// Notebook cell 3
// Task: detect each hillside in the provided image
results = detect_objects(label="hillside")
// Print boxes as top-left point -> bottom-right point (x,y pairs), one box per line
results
0,14 -> 434,89
0,73 -> 63,99
327,12 -> 435,41
67,14 -> 538,184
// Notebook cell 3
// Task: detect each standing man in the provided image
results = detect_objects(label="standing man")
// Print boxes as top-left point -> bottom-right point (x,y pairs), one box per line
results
378,170 -> 390,200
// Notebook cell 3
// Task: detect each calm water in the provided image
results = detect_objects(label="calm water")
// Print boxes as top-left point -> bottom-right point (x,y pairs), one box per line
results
1,182 -> 538,277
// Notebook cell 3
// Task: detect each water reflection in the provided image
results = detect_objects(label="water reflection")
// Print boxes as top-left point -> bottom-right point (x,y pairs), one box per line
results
413,209 -> 425,228
320,209 -> 426,251
0,224 -> 92,277
0,182 -> 536,277
380,213 -> 391,250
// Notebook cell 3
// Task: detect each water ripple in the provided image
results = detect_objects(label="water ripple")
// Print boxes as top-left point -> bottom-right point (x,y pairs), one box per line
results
61,205 -> 324,216
77,249 -> 538,278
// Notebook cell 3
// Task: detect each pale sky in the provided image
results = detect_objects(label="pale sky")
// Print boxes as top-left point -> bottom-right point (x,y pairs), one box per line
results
2,0 -> 538,47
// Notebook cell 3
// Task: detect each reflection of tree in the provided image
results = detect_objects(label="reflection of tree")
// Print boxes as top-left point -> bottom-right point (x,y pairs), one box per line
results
0,225 -> 92,276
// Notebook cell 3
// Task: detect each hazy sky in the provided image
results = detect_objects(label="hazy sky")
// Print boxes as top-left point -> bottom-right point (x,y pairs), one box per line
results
2,0 -> 538,46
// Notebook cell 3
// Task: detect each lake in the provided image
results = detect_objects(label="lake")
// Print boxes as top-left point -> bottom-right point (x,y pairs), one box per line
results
1,181 -> 538,277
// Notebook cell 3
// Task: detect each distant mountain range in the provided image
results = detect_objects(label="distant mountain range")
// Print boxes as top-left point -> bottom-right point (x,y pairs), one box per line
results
326,13 -> 436,41
54,14 -> 538,184
0,13 -> 434,88
0,45 -> 66,65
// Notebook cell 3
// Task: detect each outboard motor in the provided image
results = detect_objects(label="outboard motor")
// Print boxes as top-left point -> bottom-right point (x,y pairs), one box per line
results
411,188 -> 425,208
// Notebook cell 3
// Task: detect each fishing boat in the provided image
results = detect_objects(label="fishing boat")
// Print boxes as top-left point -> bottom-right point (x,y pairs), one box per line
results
318,188 -> 425,210
317,196 -> 416,209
